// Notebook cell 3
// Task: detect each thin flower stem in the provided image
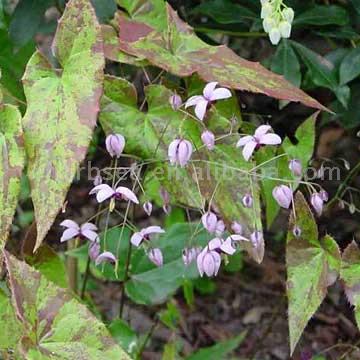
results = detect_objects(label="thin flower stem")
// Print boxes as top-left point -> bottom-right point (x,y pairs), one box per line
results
250,153 -> 288,172
136,317 -> 159,358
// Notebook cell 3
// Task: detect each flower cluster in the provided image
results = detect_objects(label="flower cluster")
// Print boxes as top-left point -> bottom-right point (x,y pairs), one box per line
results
261,0 -> 294,45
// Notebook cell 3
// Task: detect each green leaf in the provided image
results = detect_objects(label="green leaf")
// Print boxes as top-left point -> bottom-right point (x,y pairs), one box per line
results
286,193 -> 341,355
91,0 -> 116,23
0,0 -> 5,30
159,301 -> 182,331
108,319 -> 139,356
22,0 -> 105,251
192,0 -> 257,24
112,0 -> 326,110
351,0 -> 360,15
0,103 -> 24,256
294,5 -> 349,26
185,331 -> 247,360
3,251 -> 130,359
339,47 -> 360,85
271,39 -> 301,87
9,0 -> 54,46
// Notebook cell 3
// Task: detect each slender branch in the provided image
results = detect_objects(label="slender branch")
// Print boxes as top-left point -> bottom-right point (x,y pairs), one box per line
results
136,317 -> 159,358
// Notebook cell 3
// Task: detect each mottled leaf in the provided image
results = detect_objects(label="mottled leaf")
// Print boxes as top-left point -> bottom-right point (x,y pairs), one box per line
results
286,193 -> 341,355
3,251 -> 130,359
22,0 -> 105,251
0,103 -> 25,256
111,0 -> 326,110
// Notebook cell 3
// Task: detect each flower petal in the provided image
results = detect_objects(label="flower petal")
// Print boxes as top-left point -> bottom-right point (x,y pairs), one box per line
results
82,230 -> 99,242
168,139 -> 180,164
89,184 -> 112,195
60,219 -> 79,230
60,228 -> 79,242
197,248 -> 207,277
97,187 -> 114,202
194,98 -> 209,121
209,87 -> 232,101
220,238 -> 236,255
81,222 -> 98,232
208,237 -> 222,251
142,226 -> 165,237
228,234 -> 249,242
185,95 -> 203,108
203,82 -> 218,99
236,135 -> 253,148
131,232 -> 144,247
116,186 -> 139,204
254,125 -> 272,137
242,141 -> 257,161
259,133 -> 282,145
95,251 -> 116,265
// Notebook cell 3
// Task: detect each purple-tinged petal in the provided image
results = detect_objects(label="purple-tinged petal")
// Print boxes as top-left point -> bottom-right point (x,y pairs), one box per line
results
209,87 -> 232,101
131,232 -> 144,247
105,134 -> 125,158
60,219 -> 79,230
97,187 -> 115,202
254,125 -> 272,138
160,187 -> 170,204
116,186 -> 139,204
95,251 -> 116,266
289,159 -> 302,177
93,175 -> 102,186
203,82 -> 218,99
319,190 -> 329,202
185,95 -> 203,108
82,230 -> 99,242
236,135 -> 254,148
250,231 -> 263,248
194,98 -> 209,121
201,212 -> 218,233
168,139 -> 181,164
177,139 -> 193,167
272,185 -> 292,209
169,94 -> 182,110
228,234 -> 249,242
311,193 -> 324,215
208,237 -> 222,251
220,238 -> 236,255
89,241 -> 100,261
231,221 -> 243,235
196,248 -> 207,276
182,247 -> 201,266
89,184 -> 112,195
203,251 -> 221,277
143,201 -> 153,216
148,248 -> 163,267
80,222 -> 97,232
259,133 -> 282,145
242,141 -> 257,161
60,228 -> 80,242
242,193 -> 253,208
201,130 -> 215,150
142,226 -> 165,237
215,220 -> 225,236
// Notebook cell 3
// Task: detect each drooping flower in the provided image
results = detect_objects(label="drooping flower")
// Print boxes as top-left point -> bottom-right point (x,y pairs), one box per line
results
269,28 -> 281,45
143,201 -> 153,216
168,138 -> 193,167
182,247 -> 201,266
185,82 -> 232,121
242,193 -> 253,208
95,251 -> 116,266
148,248 -> 163,267
319,190 -> 329,202
169,93 -> 182,110
201,212 -> 218,233
201,130 -> 215,150
215,220 -> 225,236
311,193 -> 324,215
160,187 -> 171,214
89,241 -> 100,261
130,226 -> 165,247
289,159 -> 302,177
272,185 -> 292,209
105,134 -> 125,158
60,220 -> 98,242
89,184 -> 139,204
93,174 -> 102,186
236,125 -> 282,161
250,231 -> 263,248
231,221 -> 243,235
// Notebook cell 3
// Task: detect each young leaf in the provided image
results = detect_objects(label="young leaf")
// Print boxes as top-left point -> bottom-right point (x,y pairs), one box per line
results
112,0 -> 326,110
22,0 -> 105,251
0,104 -> 25,257
339,47 -> 360,85
3,251 -> 130,359
286,193 -> 341,355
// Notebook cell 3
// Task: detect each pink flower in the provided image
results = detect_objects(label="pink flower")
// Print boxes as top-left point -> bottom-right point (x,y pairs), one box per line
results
148,248 -> 163,267
197,246 -> 221,277
169,94 -> 182,110
89,241 -> 100,261
95,251 -> 117,266
215,220 -> 225,236
319,190 -> 329,202
272,185 -> 292,208
143,201 -> 153,216
311,193 -> 324,215
201,130 -> 215,150
289,159 -> 302,177
105,134 -> 125,158
160,187 -> 171,214
236,125 -> 282,161
89,184 -> 139,204
185,82 -> 232,121
60,220 -> 98,242
231,221 -> 243,235
201,212 -> 218,233
168,139 -> 193,167
130,226 -> 165,247
182,247 -> 201,266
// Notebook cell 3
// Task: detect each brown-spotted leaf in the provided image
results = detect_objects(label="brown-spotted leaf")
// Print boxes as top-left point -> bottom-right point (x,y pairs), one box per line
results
0,104 -> 25,256
286,192 -> 341,355
112,0 -> 326,110
22,0 -> 105,251
3,251 -> 130,359
340,241 -> 360,329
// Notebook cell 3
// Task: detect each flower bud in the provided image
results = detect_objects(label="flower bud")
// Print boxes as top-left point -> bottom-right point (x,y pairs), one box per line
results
182,247 -> 201,266
293,226 -> 301,238
289,159 -> 302,177
283,7 -> 295,23
197,247 -> 221,277
319,190 -> 329,202
201,212 -> 218,233
242,193 -> 253,208
261,2 -> 273,19
215,220 -> 225,236
89,241 -> 100,261
169,94 -> 182,111
231,221 -> 243,235
148,248 -> 163,267
201,130 -> 215,150
105,134 -> 125,158
143,201 -> 153,216
93,174 -> 102,186
310,193 -> 324,216
269,27 -> 281,45
168,138 -> 193,167
263,17 -> 276,33
279,21 -> 291,38
250,231 -> 263,248
272,185 -> 292,208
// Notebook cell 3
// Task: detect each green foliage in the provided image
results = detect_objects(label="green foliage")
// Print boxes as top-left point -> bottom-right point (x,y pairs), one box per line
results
1,251 -> 129,359
286,193 -> 341,355
22,0 -> 105,251
108,319 -> 139,356
293,5 -> 349,26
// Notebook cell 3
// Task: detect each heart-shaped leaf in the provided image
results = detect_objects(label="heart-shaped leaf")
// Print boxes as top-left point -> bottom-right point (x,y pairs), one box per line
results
22,0 -> 105,251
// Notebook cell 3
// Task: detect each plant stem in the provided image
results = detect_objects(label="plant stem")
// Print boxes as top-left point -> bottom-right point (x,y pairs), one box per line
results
67,238 -> 78,294
136,317 -> 159,358
119,242 -> 132,317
